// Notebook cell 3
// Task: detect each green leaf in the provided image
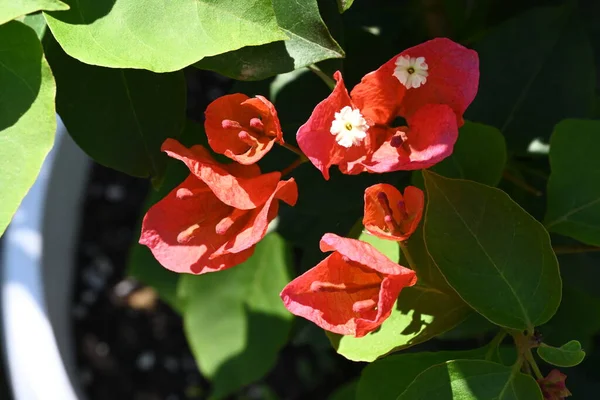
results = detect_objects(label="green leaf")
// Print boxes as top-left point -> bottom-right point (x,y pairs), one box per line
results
178,233 -> 293,399
358,230 -> 399,262
404,224 -> 459,296
0,21 -> 56,237
43,35 -> 185,181
195,0 -> 344,81
423,171 -> 562,330
537,340 -> 586,368
439,312 -> 496,341
397,360 -> 543,399
357,346 -> 502,400
43,0 -> 286,72
545,119 -> 600,246
412,121 -> 506,188
465,6 -> 595,152
336,0 -> 355,13
18,12 -> 47,39
0,0 -> 68,25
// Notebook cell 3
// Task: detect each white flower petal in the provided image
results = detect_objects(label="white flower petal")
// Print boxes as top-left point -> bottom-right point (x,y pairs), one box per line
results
393,54 -> 429,89
330,107 -> 369,147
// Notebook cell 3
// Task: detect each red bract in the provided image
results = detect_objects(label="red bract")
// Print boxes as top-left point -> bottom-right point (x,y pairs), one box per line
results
363,184 -> 424,242
140,139 -> 297,275
297,38 -> 478,179
205,93 -> 283,165
280,233 -> 417,337
538,370 -> 572,399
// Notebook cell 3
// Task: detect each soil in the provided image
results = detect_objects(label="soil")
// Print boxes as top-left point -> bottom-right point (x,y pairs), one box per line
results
71,69 -> 363,400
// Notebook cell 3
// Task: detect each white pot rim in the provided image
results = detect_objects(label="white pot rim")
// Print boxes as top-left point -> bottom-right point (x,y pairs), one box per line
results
1,117 -> 90,400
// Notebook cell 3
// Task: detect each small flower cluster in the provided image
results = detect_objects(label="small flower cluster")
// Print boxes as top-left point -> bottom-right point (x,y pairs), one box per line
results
140,96 -> 297,275
140,38 -> 479,337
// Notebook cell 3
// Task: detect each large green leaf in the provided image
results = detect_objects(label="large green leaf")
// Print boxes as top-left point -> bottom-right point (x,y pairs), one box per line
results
537,340 -> 586,368
404,225 -> 457,295
179,233 -> 293,399
43,35 -> 185,181
44,0 -> 287,72
196,0 -> 344,80
465,6 -> 595,152
412,121 -> 506,188
0,21 -> 56,236
423,171 -> 562,331
0,0 -> 67,25
397,360 -> 543,399
545,119 -> 600,246
357,346 -> 509,400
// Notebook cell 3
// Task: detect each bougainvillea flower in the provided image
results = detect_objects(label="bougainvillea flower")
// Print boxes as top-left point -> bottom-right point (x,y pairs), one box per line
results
363,184 -> 424,242
537,370 -> 572,399
280,233 -> 417,337
297,38 -> 478,179
140,139 -> 297,275
205,93 -> 283,165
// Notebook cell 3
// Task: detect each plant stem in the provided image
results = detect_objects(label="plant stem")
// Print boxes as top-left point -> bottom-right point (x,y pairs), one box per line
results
281,156 -> 307,177
509,329 -> 544,380
525,349 -> 544,380
307,64 -> 336,90
502,170 -> 543,196
552,245 -> 600,255
398,241 -> 417,270
280,142 -> 306,158
512,161 -> 549,180
485,330 -> 507,361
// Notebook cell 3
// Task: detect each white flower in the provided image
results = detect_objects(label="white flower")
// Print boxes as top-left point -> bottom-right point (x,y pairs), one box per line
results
393,55 -> 428,89
330,106 -> 369,148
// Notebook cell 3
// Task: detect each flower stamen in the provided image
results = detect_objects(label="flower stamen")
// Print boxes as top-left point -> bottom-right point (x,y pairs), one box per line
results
177,223 -> 200,244
249,117 -> 264,132
222,119 -> 243,130
310,281 -> 381,293
238,130 -> 260,147
377,192 -> 402,234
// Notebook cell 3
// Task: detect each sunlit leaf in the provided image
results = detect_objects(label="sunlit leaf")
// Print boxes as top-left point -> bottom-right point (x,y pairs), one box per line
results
537,340 -> 586,368
179,233 -> 293,398
44,0 -> 287,72
0,21 -> 56,236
